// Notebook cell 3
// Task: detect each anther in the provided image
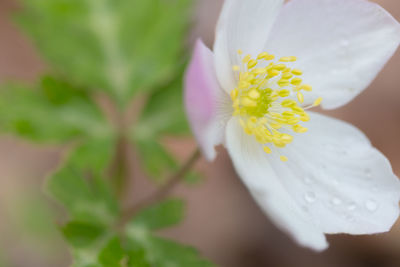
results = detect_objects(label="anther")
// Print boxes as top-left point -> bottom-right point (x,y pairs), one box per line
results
280,156 -> 289,162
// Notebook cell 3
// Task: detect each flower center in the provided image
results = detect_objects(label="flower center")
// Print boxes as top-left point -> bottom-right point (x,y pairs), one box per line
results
230,50 -> 322,161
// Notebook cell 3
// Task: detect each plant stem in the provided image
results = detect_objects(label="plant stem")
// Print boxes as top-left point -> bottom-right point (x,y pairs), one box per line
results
116,148 -> 201,228
106,94 -> 129,199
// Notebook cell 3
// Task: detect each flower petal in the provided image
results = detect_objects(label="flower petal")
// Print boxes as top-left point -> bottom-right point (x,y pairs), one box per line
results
184,39 -> 232,161
265,0 -> 400,109
225,113 -> 400,250
225,117 -> 328,251
213,0 -> 284,92
282,112 -> 400,234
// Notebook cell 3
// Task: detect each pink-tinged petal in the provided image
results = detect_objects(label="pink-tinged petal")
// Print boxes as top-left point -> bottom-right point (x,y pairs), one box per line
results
265,0 -> 400,109
184,39 -> 232,161
214,0 -> 284,93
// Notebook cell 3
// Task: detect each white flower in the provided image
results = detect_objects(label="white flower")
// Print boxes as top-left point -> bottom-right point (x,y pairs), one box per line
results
184,0 -> 400,251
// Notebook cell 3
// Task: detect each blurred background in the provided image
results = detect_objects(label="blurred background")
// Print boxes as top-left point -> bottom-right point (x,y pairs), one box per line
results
1,0 -> 400,266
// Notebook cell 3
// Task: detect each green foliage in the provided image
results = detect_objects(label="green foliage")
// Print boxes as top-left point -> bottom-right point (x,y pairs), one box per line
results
47,139 -> 118,224
98,237 -> 126,267
0,0 -> 215,265
135,140 -> 178,180
62,221 -> 105,248
127,229 -> 214,267
16,0 -> 193,105
132,198 -> 185,230
134,70 -> 190,139
98,237 -> 151,267
141,236 -> 215,267
126,200 -> 214,267
132,71 -> 197,183
0,76 -> 111,143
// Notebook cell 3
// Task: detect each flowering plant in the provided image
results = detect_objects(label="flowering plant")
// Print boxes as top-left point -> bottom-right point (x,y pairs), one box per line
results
185,0 -> 400,250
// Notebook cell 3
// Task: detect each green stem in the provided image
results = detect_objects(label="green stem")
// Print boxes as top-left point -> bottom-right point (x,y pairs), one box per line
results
116,148 -> 201,228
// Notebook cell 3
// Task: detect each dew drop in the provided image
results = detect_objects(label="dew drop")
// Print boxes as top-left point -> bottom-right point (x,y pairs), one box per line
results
365,200 -> 378,212
340,40 -> 350,47
331,197 -> 342,206
347,202 -> 357,211
304,192 -> 316,203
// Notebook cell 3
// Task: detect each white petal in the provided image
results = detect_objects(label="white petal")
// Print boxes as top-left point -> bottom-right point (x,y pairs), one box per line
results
225,117 -> 328,251
225,113 -> 400,250
184,40 -> 232,161
282,112 -> 400,234
214,0 -> 284,93
265,0 -> 400,109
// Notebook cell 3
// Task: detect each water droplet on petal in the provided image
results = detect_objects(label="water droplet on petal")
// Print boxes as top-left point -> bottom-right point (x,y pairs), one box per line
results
340,40 -> 350,47
304,192 -> 316,203
331,197 -> 342,206
365,200 -> 378,212
365,168 -> 372,178
347,202 -> 357,211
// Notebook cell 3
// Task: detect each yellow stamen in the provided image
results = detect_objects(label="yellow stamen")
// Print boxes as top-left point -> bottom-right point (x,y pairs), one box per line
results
300,84 -> 312,91
292,69 -> 303,75
313,97 -> 323,107
242,54 -> 251,63
230,50 -> 320,162
280,156 -> 289,162
264,146 -> 272,154
297,92 -> 304,103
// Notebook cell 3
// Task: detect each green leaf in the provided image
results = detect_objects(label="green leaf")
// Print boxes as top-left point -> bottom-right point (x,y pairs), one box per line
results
70,236 -> 151,267
134,71 -> 190,139
145,236 -> 215,267
135,140 -> 178,181
131,71 -> 192,181
126,248 -> 151,267
62,221 -> 105,248
0,76 -> 111,143
47,138 -> 118,224
68,137 -> 116,174
126,200 -> 214,266
16,0 -> 193,104
132,199 -> 184,230
98,237 -> 151,267
126,227 -> 214,267
98,237 -> 125,267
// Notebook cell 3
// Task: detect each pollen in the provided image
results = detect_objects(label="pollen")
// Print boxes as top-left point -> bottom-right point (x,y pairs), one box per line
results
230,50 -> 321,161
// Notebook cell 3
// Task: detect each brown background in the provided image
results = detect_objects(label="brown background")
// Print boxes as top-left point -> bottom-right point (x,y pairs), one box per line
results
1,0 -> 400,266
